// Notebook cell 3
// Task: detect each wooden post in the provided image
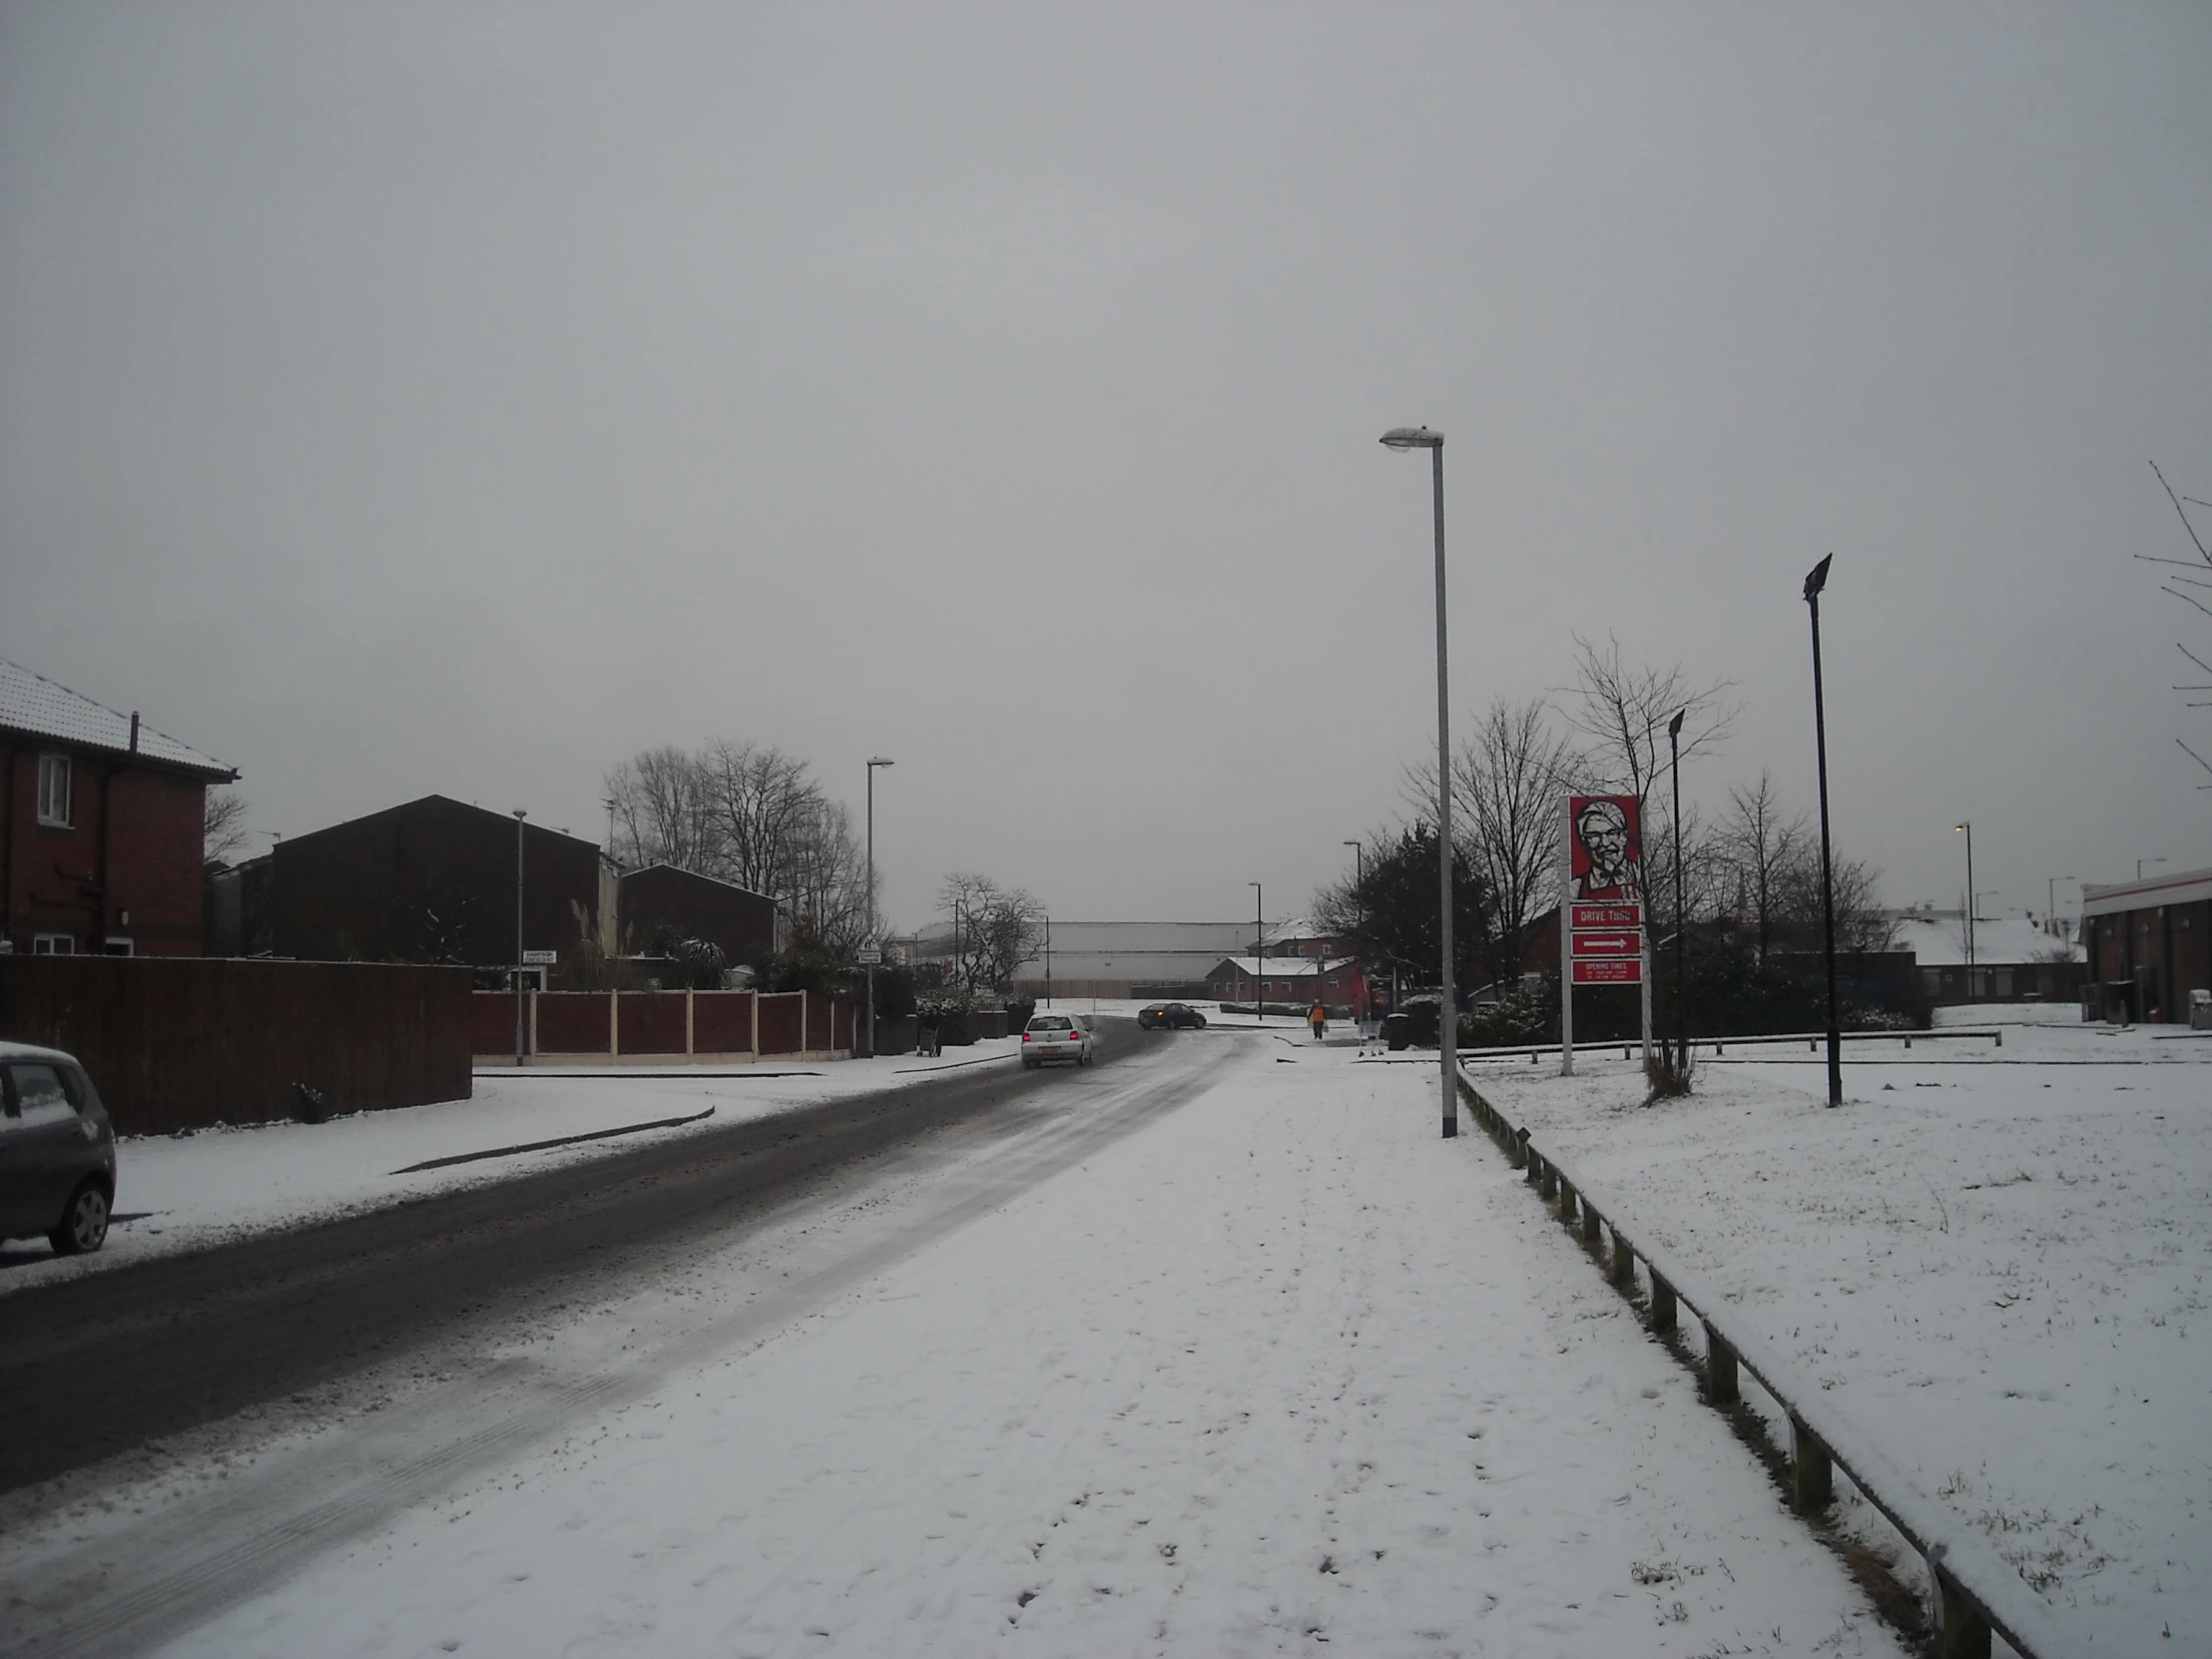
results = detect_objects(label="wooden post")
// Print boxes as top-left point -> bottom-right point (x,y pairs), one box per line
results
1703,1321 -> 1739,1404
1581,1201 -> 1602,1247
802,991 -> 810,1055
1928,1549 -> 1993,1659
528,989 -> 538,1059
751,989 -> 759,1060
1610,1226 -> 1637,1291
1647,1269 -> 1677,1333
1556,1178 -> 1577,1227
1790,1414 -> 1834,1509
1539,1160 -> 1558,1202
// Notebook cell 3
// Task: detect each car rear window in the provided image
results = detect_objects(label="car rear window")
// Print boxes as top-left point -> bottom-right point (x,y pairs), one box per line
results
4,1062 -> 81,1128
1026,1015 -> 1073,1032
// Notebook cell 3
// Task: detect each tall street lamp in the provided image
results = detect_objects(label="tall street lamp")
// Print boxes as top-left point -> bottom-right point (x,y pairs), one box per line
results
512,809 -> 528,1069
864,757 -> 893,1058
1381,424 -> 1457,1139
1667,708 -> 1687,1075
1250,880 -> 1264,1023
1953,822 -> 1975,991
1805,555 -> 1843,1107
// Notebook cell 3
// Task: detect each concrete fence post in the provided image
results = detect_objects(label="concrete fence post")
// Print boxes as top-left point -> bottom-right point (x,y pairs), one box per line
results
610,989 -> 621,1059
686,988 -> 695,1057
528,989 -> 539,1059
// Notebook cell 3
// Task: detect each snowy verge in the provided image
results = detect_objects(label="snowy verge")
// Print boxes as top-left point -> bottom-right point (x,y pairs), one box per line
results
0,1039 -> 1023,1293
1466,1023 -> 2210,1654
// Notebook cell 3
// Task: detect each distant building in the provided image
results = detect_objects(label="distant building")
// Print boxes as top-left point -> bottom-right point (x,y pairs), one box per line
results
618,863 -> 777,966
2080,867 -> 2211,1023
1888,907 -> 2086,1008
1207,955 -> 1369,1016
1004,920 -> 1259,999
1260,916 -> 1361,960
270,795 -> 614,973
0,657 -> 237,956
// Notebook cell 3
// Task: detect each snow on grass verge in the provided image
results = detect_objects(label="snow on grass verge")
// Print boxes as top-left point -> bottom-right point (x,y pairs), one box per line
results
1466,1022 -> 2210,1654
0,1040 -> 1023,1292
161,1042 -> 1905,1658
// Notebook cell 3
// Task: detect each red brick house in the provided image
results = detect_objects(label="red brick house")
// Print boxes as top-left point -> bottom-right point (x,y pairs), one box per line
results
1207,955 -> 1370,1016
0,658 -> 238,956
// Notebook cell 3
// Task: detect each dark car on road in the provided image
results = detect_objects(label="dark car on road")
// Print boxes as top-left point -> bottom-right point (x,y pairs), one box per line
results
1137,1002 -> 1208,1031
0,1042 -> 116,1255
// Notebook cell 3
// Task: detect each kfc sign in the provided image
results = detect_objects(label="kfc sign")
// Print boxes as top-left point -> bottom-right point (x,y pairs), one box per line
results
1567,795 -> 1643,985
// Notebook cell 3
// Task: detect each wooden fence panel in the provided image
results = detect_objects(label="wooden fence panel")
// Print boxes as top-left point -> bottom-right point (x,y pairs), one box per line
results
693,991 -> 754,1053
532,993 -> 610,1054
616,991 -> 688,1055
0,957 -> 470,1136
757,992 -> 803,1055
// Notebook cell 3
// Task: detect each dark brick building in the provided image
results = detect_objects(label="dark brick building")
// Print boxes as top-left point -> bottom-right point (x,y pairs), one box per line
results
272,795 -> 612,970
0,658 -> 237,957
2081,866 -> 2212,1023
617,863 -> 778,965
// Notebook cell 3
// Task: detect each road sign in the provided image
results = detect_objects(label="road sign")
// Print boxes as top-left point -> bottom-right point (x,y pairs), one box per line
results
521,949 -> 558,964
1572,958 -> 1642,985
1570,903 -> 1641,930
1570,931 -> 1640,957
857,947 -> 882,965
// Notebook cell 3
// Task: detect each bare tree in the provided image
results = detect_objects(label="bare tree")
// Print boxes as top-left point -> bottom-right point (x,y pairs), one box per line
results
2143,460 -> 2212,787
1402,697 -> 1578,990
1560,634 -> 1739,914
1774,848 -> 1896,954
783,798 -> 867,949
604,746 -> 718,872
203,788 -> 252,869
1724,771 -> 1807,961
701,739 -> 825,898
935,871 -> 1045,992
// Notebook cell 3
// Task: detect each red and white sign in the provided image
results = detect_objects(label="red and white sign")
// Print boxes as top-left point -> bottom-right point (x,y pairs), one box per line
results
1572,958 -> 1643,985
1570,931 -> 1640,957
1568,795 -> 1641,900
1570,902 -> 1640,930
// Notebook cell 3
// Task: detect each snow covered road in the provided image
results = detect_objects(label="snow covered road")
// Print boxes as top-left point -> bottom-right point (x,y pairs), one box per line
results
3,1038 -> 1906,1657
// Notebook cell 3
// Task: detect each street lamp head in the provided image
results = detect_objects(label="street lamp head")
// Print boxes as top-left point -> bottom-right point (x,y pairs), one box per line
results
1667,708 -> 1686,742
1380,426 -> 1442,451
1953,822 -> 1968,833
868,756 -> 894,769
513,809 -> 527,821
1804,553 -> 1833,601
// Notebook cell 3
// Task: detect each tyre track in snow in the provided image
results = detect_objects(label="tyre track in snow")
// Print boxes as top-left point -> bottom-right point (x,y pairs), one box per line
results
0,1028 -> 1240,1659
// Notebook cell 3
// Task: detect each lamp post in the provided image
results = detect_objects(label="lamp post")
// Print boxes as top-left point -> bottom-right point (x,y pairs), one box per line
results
1805,555 -> 1842,1107
864,757 -> 893,1058
1667,708 -> 1687,1075
512,810 -> 528,1068
2047,875 -> 2072,938
1043,914 -> 1052,1008
1953,822 -> 1975,993
1250,880 -> 1264,1024
1381,425 -> 1457,1138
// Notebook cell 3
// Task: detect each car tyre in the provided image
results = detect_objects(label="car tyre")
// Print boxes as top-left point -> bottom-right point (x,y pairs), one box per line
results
49,1179 -> 109,1256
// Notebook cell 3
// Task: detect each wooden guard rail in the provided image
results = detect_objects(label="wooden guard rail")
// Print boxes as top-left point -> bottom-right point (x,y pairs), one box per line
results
1457,1065 -> 2064,1659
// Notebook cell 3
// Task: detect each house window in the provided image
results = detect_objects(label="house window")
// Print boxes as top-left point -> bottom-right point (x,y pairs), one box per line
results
36,753 -> 72,828
32,933 -> 74,954
102,938 -> 134,957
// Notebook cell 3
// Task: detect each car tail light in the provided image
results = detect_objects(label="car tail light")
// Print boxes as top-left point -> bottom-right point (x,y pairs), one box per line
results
1021,1032 -> 1031,1042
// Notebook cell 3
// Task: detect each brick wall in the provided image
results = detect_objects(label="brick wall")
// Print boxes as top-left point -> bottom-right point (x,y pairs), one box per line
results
1,742 -> 210,956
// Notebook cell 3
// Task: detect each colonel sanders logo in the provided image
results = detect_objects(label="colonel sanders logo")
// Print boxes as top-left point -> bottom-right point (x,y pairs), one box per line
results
1570,796 -> 1640,900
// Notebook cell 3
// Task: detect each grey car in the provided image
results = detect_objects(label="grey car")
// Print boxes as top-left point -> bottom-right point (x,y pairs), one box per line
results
0,1042 -> 116,1255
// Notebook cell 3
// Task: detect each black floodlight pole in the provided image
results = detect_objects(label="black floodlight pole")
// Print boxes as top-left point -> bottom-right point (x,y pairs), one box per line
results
513,809 -> 528,1068
1668,708 -> 1686,1075
1805,554 -> 1843,1106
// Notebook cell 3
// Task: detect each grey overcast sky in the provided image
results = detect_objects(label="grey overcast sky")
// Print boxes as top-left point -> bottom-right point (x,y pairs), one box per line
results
4,3 -> 2209,932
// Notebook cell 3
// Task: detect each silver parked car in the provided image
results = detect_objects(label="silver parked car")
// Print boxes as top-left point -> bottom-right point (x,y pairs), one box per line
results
0,1042 -> 116,1255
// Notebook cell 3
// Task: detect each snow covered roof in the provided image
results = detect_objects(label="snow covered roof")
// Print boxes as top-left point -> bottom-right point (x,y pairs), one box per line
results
1889,910 -> 2080,967
1209,956 -> 1358,979
0,657 -> 236,779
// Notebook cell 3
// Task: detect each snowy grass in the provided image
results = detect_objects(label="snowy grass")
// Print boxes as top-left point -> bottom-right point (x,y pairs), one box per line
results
1467,1022 -> 2210,1654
